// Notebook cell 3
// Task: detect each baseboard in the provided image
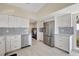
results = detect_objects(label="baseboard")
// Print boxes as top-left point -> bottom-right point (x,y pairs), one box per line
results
55,47 -> 69,54
21,45 -> 30,49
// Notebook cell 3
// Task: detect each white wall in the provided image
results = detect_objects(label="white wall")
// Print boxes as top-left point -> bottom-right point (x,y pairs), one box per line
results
37,21 -> 44,41
29,23 -> 37,32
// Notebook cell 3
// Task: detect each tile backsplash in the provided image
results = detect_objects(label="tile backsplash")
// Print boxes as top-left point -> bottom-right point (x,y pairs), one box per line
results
59,27 -> 73,35
0,28 -> 28,35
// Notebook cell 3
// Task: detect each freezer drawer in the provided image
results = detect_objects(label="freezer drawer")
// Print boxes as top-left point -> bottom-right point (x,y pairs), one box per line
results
43,36 -> 50,45
43,36 -> 54,47
50,36 -> 54,47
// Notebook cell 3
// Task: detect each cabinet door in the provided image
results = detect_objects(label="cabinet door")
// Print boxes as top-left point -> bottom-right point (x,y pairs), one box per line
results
16,17 -> 28,27
9,16 -> 16,27
0,37 -> 5,55
55,35 -> 69,52
10,35 -> 21,51
6,36 -> 11,52
0,14 -> 8,27
15,17 -> 22,27
21,18 -> 27,27
23,18 -> 29,28
9,16 -> 29,27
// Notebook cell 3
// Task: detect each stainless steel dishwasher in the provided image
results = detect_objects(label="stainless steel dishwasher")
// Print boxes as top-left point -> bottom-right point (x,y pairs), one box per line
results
21,34 -> 30,48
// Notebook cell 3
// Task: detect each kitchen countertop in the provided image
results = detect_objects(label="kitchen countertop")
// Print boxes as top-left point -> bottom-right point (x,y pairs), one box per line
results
44,34 -> 73,37
0,33 -> 30,36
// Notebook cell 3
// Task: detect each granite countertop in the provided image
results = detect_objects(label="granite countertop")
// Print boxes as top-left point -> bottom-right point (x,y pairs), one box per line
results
44,34 -> 73,36
0,28 -> 29,36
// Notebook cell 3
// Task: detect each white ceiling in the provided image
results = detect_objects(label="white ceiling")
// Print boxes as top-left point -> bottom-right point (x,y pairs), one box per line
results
9,3 -> 46,13
6,3 -> 73,23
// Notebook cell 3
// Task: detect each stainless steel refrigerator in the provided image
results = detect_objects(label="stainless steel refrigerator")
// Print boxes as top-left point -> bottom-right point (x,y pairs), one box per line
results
43,21 -> 55,47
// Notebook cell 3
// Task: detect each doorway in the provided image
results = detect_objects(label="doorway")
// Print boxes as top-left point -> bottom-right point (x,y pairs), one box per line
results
32,28 -> 37,40
30,22 -> 37,40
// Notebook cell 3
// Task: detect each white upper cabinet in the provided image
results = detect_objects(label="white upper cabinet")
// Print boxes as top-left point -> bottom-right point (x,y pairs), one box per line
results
9,16 -> 28,28
8,16 -> 16,27
0,14 -> 29,28
56,14 -> 71,27
15,17 -> 27,27
23,18 -> 29,28
0,14 -> 8,27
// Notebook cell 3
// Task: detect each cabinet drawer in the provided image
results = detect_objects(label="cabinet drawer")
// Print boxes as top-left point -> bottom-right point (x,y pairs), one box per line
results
55,40 -> 69,51
11,43 -> 21,51
11,42 -> 21,51
56,39 -> 68,45
59,44 -> 69,51
56,39 -> 69,45
55,36 -> 69,52
57,36 -> 68,41
0,37 -> 5,55
57,43 -> 69,51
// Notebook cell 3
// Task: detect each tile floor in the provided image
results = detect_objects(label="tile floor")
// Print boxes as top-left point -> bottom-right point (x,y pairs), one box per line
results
6,39 -> 79,56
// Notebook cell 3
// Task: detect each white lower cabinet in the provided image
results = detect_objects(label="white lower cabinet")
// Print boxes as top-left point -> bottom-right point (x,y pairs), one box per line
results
0,36 -> 5,56
0,36 -> 21,55
6,35 -> 21,53
6,37 -> 11,52
55,35 -> 72,53
10,35 -> 21,51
